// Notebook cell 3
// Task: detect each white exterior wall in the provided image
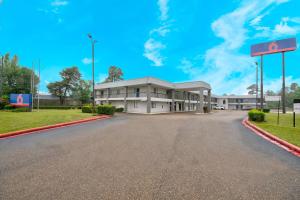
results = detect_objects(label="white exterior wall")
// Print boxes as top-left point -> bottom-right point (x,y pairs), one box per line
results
151,102 -> 170,113
127,101 -> 147,113
109,101 -> 125,108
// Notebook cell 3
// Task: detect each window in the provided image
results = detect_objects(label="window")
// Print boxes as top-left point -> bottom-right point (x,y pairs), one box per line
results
100,90 -> 104,98
223,100 -> 226,104
135,88 -> 140,97
117,89 -> 120,95
152,102 -> 156,108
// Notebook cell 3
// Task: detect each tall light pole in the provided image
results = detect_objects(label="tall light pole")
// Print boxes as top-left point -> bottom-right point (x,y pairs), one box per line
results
87,33 -> 97,111
255,62 -> 258,109
0,54 -> 3,97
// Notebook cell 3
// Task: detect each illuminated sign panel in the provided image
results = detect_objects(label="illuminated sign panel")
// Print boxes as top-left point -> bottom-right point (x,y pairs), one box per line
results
9,94 -> 32,107
251,38 -> 297,57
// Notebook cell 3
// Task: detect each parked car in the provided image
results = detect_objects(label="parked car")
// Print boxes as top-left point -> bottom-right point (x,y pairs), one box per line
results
215,105 -> 225,110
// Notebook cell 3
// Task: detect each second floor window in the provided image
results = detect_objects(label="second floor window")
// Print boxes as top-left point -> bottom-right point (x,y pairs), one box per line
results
135,88 -> 140,97
117,89 -> 120,95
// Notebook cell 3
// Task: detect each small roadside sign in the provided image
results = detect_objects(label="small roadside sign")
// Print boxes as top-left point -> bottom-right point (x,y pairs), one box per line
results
293,99 -> 300,114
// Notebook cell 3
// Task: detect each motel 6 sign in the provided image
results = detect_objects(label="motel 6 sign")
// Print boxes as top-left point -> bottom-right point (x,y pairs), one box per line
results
251,38 -> 297,56
9,94 -> 32,107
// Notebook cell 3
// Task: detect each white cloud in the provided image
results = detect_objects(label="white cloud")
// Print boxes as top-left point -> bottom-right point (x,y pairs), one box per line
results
178,0 -> 291,95
82,57 -> 93,65
143,0 -> 171,67
273,17 -> 300,35
144,38 -> 165,67
51,0 -> 69,7
264,76 -> 300,92
158,0 -> 169,21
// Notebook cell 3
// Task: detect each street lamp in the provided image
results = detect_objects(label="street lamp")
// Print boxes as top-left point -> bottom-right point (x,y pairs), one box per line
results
255,61 -> 258,109
87,33 -> 97,112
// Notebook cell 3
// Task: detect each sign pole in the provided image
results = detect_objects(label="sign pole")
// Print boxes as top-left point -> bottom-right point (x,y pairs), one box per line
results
277,100 -> 280,125
282,52 -> 286,114
260,55 -> 264,110
293,112 -> 296,127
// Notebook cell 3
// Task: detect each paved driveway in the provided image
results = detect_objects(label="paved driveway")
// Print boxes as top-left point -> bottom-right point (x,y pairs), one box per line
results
0,111 -> 299,200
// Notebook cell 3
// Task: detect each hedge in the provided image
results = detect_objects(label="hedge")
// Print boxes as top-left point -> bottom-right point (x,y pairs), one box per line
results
248,109 -> 265,122
82,105 -> 93,113
33,106 -> 80,109
115,107 -> 124,112
11,107 -> 30,112
3,104 -> 15,110
97,105 -> 116,115
262,108 -> 270,113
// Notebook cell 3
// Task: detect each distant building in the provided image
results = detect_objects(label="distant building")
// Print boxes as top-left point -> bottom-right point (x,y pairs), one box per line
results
212,95 -> 280,110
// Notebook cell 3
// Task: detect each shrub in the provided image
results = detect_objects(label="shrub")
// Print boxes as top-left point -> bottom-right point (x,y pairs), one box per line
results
4,104 -> 15,110
0,95 -> 9,110
33,106 -> 77,109
248,109 -> 265,122
97,104 -> 116,115
115,107 -> 124,112
262,108 -> 270,113
12,107 -> 30,112
82,105 -> 93,113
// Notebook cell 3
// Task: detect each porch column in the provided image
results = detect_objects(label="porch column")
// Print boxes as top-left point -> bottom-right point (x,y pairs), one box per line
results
207,89 -> 211,113
171,90 -> 175,112
124,86 -> 128,112
188,93 -> 191,111
197,88 -> 204,113
147,84 -> 151,113
106,88 -> 110,104
183,91 -> 186,111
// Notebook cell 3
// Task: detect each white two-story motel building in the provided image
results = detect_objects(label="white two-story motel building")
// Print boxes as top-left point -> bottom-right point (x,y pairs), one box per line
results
94,77 -> 269,114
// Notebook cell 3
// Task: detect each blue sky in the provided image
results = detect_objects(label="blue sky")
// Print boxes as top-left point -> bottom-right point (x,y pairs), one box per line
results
0,0 -> 300,95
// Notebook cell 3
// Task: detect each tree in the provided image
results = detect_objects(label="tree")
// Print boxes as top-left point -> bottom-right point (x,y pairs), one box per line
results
265,90 -> 276,96
104,66 -> 124,83
72,80 -> 92,105
290,83 -> 298,91
47,81 -> 65,105
47,66 -> 81,105
247,84 -> 257,95
1,53 -> 39,96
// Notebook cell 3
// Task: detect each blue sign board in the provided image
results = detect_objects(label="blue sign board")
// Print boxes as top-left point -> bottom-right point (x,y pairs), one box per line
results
251,38 -> 297,57
9,94 -> 32,107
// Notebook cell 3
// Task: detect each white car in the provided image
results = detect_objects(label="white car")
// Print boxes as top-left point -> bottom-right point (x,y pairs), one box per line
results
215,105 -> 225,110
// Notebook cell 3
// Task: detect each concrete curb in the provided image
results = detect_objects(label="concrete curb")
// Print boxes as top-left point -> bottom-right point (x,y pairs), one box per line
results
0,115 -> 111,139
242,118 -> 300,158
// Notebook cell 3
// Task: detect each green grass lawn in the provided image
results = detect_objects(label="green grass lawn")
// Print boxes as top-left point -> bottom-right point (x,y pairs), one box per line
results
0,109 -> 93,134
253,113 -> 300,147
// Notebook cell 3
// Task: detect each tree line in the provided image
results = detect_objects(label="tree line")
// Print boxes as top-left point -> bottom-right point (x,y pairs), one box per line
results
0,53 -> 39,96
0,52 -> 124,105
247,83 -> 300,108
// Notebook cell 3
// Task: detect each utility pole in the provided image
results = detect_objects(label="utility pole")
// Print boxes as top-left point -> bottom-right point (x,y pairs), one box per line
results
37,59 -> 40,112
31,62 -> 35,112
0,54 -> 3,97
87,34 -> 97,112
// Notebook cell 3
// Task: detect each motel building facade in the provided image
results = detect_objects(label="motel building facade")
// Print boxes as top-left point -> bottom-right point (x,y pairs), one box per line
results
212,95 -> 266,110
95,77 -> 212,114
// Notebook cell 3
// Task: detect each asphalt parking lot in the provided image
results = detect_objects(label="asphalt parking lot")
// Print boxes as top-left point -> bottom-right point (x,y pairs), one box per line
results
0,111 -> 300,200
